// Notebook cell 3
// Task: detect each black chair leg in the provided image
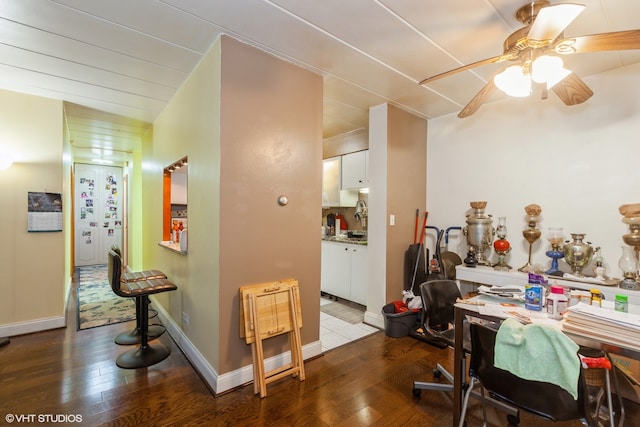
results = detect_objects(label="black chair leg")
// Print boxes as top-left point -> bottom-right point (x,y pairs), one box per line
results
116,295 -> 171,369
114,296 -> 164,345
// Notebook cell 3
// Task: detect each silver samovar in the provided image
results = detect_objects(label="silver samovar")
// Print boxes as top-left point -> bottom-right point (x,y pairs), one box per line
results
563,233 -> 594,276
463,201 -> 494,266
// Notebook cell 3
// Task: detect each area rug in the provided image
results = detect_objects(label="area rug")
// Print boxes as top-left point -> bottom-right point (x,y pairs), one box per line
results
76,265 -> 135,330
320,300 -> 365,324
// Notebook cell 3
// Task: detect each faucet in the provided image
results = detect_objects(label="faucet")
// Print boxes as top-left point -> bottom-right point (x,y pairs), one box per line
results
354,199 -> 368,227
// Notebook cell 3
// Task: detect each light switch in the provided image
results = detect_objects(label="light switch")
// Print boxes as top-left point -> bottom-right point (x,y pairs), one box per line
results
390,214 -> 395,226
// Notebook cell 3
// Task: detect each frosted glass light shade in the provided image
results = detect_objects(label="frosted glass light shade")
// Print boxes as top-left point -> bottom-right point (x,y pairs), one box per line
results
531,55 -> 571,89
0,154 -> 13,170
619,246 -> 637,276
494,65 -> 531,97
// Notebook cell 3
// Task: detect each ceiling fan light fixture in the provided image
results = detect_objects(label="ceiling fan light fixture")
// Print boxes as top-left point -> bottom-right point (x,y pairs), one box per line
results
494,65 -> 532,97
531,55 -> 570,88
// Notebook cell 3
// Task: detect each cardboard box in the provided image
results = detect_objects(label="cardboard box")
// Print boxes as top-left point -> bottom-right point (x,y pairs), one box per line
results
609,353 -> 640,403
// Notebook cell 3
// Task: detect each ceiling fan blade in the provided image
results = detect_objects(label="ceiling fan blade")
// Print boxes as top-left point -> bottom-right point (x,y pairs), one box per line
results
419,54 -> 513,85
554,29 -> 640,54
528,3 -> 585,44
458,79 -> 497,118
551,73 -> 593,106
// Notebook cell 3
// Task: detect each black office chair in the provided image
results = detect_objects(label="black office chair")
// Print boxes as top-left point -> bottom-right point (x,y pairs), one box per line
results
108,249 -> 177,368
412,279 -> 469,390
460,322 -> 597,427
412,280 -> 518,419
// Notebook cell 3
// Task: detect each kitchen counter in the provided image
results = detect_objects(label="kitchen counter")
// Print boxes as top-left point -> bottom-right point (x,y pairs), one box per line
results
322,236 -> 367,245
158,240 -> 187,254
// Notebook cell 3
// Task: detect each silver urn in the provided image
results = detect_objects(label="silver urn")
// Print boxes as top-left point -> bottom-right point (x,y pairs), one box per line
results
463,201 -> 495,265
563,233 -> 594,276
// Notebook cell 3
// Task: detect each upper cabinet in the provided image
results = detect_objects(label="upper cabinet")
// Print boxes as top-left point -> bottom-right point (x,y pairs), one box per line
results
322,156 -> 357,207
322,157 -> 340,206
341,150 -> 368,189
171,167 -> 188,205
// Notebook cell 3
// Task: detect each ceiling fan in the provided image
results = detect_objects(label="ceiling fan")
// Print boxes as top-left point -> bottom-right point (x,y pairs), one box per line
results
419,1 -> 640,118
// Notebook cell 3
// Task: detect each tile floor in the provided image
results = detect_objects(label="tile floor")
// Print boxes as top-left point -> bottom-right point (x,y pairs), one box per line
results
319,295 -> 380,352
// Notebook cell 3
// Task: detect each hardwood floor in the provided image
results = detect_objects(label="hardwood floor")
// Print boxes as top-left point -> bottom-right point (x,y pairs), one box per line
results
1,283 -> 639,426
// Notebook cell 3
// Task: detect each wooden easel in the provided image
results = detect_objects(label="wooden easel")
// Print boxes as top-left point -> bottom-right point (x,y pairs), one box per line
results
239,279 -> 305,397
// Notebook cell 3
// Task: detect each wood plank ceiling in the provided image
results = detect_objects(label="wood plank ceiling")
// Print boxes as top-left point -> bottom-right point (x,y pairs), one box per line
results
0,0 -> 638,163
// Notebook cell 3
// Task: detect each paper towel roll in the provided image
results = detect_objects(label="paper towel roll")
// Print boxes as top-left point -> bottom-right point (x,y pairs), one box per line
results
180,229 -> 188,252
335,218 -> 341,235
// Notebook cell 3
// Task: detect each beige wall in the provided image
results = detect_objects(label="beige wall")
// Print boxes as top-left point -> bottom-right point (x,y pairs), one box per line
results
367,104 -> 427,309
384,106 -> 427,302
383,106 -> 427,302
146,35 -> 322,377
143,36 -> 222,369
0,90 -> 66,330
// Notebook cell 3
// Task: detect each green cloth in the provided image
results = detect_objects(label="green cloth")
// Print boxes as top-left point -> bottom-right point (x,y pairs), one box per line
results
494,318 -> 580,399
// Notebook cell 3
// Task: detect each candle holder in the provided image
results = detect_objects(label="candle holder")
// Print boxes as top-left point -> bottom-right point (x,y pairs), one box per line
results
518,204 -> 542,273
493,216 -> 511,271
592,247 -> 606,280
545,227 -> 564,276
618,204 -> 640,289
618,245 -> 640,290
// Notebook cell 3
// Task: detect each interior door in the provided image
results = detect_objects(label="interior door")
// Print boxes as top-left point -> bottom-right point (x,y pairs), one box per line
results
74,163 -> 123,266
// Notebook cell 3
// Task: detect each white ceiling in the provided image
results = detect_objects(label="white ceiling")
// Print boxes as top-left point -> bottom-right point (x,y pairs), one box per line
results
1,0 -> 639,163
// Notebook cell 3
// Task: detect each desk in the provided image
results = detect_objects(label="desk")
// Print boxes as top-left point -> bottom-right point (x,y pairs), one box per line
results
456,265 -> 640,311
451,297 -> 640,427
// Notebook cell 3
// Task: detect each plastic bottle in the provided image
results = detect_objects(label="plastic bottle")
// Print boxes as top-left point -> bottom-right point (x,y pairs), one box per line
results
173,221 -> 180,243
615,294 -> 629,313
546,285 -> 568,320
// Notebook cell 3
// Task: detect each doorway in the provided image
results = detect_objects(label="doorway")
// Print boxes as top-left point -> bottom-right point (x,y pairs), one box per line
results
73,163 -> 124,266
319,296 -> 377,352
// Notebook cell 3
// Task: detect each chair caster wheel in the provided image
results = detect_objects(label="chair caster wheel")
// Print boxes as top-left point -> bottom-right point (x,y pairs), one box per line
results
507,414 -> 520,426
433,369 -> 442,378
412,387 -> 421,397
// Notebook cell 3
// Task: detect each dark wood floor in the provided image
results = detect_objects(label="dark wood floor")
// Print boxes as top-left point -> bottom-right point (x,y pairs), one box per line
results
1,282 -> 639,426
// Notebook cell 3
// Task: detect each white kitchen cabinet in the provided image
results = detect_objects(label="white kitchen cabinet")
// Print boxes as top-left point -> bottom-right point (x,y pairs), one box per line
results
321,241 -> 368,305
322,157 -> 341,207
322,157 -> 358,207
349,245 -> 368,305
321,241 -> 351,300
341,150 -> 368,189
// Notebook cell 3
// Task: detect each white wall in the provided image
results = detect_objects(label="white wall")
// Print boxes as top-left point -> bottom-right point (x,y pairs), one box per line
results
427,63 -> 640,277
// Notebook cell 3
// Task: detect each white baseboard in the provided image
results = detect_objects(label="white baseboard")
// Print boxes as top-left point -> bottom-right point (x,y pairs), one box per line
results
0,276 -> 73,337
364,310 -> 384,329
0,316 -> 66,337
151,296 -> 323,394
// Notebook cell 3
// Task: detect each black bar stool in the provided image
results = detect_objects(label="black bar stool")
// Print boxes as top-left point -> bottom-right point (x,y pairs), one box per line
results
108,249 -> 177,369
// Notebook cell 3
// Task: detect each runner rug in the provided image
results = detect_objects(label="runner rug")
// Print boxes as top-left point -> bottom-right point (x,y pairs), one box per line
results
320,300 -> 365,324
76,264 -> 135,330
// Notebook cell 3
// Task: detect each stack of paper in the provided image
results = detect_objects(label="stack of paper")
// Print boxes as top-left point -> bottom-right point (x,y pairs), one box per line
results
562,302 -> 640,352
